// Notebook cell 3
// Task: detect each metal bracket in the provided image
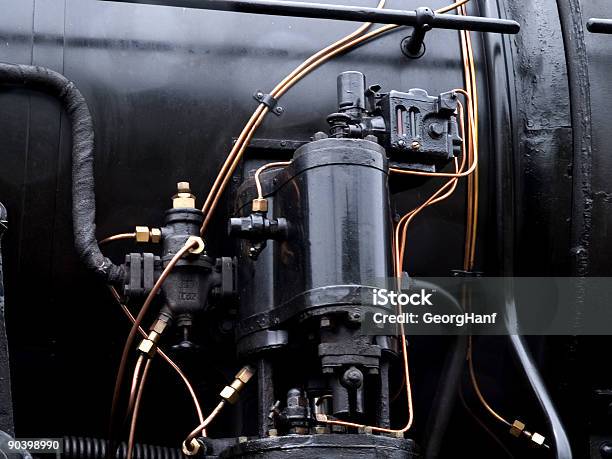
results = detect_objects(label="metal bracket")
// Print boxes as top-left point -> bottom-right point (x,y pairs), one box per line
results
401,7 -> 434,59
254,90 -> 284,116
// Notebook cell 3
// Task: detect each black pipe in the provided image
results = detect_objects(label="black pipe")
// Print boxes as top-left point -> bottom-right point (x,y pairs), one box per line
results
102,0 -> 520,34
586,18 -> 612,34
0,63 -> 124,285
0,204 -> 14,435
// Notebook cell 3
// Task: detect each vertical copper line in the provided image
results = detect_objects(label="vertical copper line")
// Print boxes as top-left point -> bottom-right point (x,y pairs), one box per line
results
127,358 -> 152,459
126,355 -> 145,420
459,5 -> 475,270
197,0 -> 472,434
456,16 -> 513,434
464,8 -> 479,269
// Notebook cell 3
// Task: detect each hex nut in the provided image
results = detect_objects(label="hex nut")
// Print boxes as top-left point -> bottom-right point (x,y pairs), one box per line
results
150,228 -> 162,243
220,386 -> 239,404
135,226 -> 150,243
252,198 -> 268,213
510,420 -> 525,437
177,181 -> 191,193
530,432 -> 545,446
173,193 -> 196,209
235,365 -> 255,384
138,339 -> 156,358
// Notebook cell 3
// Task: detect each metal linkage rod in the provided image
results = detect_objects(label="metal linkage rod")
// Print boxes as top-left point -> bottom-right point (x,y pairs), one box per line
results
587,18 -> 612,34
103,0 -> 520,34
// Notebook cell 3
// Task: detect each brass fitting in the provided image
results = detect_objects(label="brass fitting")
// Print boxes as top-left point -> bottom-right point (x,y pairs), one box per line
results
137,338 -> 156,358
137,323 -> 169,357
150,227 -> 162,243
219,365 -> 255,404
509,420 -> 525,437
530,432 -> 546,447
173,181 -> 196,208
135,226 -> 151,243
186,236 -> 205,254
150,317 -> 171,336
252,198 -> 268,213
135,226 -> 162,243
182,438 -> 201,456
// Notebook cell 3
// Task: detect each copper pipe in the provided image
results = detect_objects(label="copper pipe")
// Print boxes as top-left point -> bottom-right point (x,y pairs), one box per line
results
183,400 -> 226,452
126,355 -> 145,419
127,358 -> 152,459
255,161 -> 292,199
99,232 -> 136,245
109,239 -> 198,448
108,286 -> 205,430
200,0 -> 470,235
109,286 -> 206,437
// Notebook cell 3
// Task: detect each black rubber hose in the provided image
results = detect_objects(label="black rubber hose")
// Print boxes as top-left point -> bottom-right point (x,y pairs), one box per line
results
63,436 -> 185,459
0,63 -> 124,284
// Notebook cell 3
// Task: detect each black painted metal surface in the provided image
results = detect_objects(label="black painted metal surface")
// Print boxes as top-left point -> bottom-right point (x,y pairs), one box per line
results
0,0 -> 608,456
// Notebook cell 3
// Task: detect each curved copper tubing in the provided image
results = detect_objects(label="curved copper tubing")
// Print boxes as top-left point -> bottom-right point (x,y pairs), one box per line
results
200,0 -> 388,234
183,400 -> 226,454
200,0 -> 471,234
99,232 -> 136,245
255,161 -> 292,199
126,355 -> 145,419
109,239 -> 198,446
192,0 -> 472,437
108,286 -> 205,429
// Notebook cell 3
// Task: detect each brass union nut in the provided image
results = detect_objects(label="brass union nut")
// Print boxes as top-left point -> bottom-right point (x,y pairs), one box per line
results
252,198 -> 268,213
182,438 -> 201,456
150,228 -> 162,243
510,420 -> 525,437
530,432 -> 546,446
138,339 -> 156,358
135,226 -> 150,243
235,365 -> 255,384
220,385 -> 239,404
220,366 -> 256,404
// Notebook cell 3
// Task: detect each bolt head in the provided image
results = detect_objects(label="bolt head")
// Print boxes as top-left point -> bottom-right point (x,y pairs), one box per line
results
411,141 -> 421,151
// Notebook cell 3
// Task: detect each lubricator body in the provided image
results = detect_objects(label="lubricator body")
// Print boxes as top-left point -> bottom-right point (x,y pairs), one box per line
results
234,137 -> 394,355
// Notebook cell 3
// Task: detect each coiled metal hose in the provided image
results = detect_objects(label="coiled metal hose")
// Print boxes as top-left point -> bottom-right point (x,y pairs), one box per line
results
63,437 -> 185,459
